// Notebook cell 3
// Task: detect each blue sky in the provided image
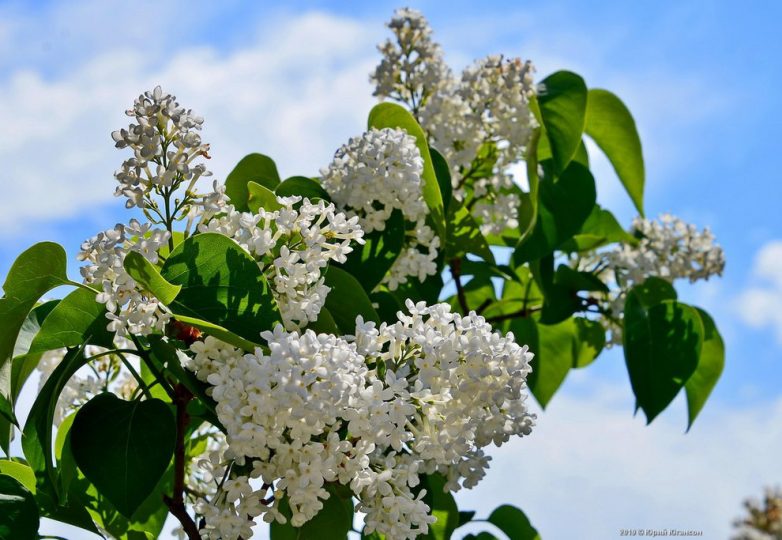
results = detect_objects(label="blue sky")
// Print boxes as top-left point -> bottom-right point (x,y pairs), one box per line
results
1,1 -> 781,538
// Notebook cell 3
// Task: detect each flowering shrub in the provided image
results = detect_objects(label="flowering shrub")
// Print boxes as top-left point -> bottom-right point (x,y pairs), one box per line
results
0,8 -> 725,540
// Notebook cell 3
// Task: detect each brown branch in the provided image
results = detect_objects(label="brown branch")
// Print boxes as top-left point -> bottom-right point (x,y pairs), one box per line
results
449,258 -> 470,313
164,383 -> 200,540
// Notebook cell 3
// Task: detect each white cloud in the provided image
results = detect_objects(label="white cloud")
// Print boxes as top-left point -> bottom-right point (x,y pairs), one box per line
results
0,10 -> 377,234
455,373 -> 781,539
737,240 -> 782,344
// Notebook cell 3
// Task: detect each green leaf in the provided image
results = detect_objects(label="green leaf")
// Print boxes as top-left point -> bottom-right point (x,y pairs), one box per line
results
0,394 -> 16,428
464,260 -> 521,283
70,393 -> 176,518
448,277 -> 497,314
22,346 -> 89,498
420,473 -> 458,540
58,414 -> 172,539
125,251 -> 258,349
368,102 -> 446,241
487,504 -> 540,540
10,300 -> 60,401
0,474 -> 39,540
537,71 -> 588,174
306,307 -> 340,335
553,265 -> 609,294
11,300 -> 59,358
573,318 -> 606,368
225,153 -> 281,211
446,200 -> 495,263
518,130 -> 541,245
464,533 -> 498,540
25,288 -> 114,356
623,294 -> 703,423
522,316 -> 605,407
685,308 -> 725,429
430,147 -> 453,215
338,209 -> 405,292
247,181 -> 283,212
585,88 -> 645,215
275,176 -> 331,201
458,511 -> 476,527
323,267 -> 380,333
561,205 -> 637,252
514,161 -> 596,263
124,251 -> 181,305
392,271 -> 444,306
271,485 -> 353,540
0,461 -> 35,493
173,315 -> 258,351
147,336 -> 220,428
526,319 -> 568,408
161,233 -> 281,343
0,243 -> 71,431
630,277 -> 677,307
370,290 -> 404,325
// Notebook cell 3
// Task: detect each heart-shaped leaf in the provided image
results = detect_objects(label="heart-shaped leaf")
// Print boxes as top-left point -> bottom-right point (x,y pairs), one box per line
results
70,393 -> 176,518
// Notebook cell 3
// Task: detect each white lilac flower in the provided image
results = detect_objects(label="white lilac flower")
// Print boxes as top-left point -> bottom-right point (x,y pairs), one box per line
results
186,300 -> 534,539
576,213 -> 726,345
111,86 -> 226,217
321,127 -> 439,290
371,8 -> 451,112
421,56 -> 536,203
78,219 -> 171,337
199,196 -> 364,329
608,214 -> 725,286
458,55 -> 537,165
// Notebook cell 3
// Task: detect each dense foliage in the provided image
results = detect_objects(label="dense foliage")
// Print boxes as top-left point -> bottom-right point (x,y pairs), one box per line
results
0,8 -> 725,540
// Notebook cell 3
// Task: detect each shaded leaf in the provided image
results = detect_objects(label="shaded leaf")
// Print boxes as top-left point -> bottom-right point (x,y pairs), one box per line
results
70,393 -> 176,518
0,474 -> 39,540
161,233 -> 281,343
514,161 -> 596,263
324,266 -> 380,333
537,71 -> 588,174
624,294 -> 703,423
430,147 -> 453,214
339,209 -> 405,292
22,346 -> 89,498
446,200 -> 495,263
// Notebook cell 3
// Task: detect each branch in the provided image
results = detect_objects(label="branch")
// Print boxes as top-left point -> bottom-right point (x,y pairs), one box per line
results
164,383 -> 200,540
449,258 -> 470,313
